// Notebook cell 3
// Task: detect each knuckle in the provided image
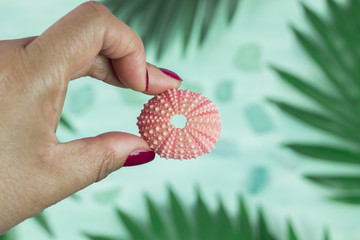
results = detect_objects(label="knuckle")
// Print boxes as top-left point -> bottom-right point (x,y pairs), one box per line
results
95,148 -> 117,182
126,34 -> 145,55
89,55 -> 108,80
54,139 -> 118,185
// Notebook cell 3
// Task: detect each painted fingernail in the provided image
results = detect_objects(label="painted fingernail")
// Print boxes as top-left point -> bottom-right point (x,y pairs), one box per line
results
159,68 -> 183,81
123,149 -> 155,167
145,69 -> 149,92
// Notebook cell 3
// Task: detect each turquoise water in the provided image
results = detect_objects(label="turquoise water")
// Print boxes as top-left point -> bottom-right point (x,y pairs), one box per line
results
1,0 -> 359,239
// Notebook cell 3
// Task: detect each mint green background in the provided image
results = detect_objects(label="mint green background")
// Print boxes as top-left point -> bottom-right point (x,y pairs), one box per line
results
1,0 -> 359,239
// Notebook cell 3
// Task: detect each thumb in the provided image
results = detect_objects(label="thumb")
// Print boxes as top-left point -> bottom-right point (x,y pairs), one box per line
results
51,132 -> 154,197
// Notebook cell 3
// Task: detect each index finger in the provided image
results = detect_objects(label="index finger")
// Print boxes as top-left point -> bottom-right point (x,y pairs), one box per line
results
25,1 -> 147,92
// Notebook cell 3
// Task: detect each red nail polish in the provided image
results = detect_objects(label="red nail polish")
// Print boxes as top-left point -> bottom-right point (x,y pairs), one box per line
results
159,68 -> 183,81
145,69 -> 149,92
123,149 -> 155,167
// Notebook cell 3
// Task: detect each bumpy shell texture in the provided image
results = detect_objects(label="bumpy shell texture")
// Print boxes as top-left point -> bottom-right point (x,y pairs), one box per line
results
137,89 -> 222,159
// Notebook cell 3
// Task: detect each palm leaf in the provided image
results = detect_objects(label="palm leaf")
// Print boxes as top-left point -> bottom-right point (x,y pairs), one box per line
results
141,0 -> 168,46
2,212 -> 55,240
270,0 -> 360,204
0,229 -> 16,240
33,212 -> 54,237
168,188 -> 193,240
228,0 -> 241,24
287,221 -> 298,240
155,0 -> 182,60
348,0 -> 360,32
115,208 -> 150,240
121,0 -> 147,24
330,193 -> 360,204
137,0 -> 163,45
290,26 -> 352,102
270,66 -> 359,125
85,188 -> 329,240
302,3 -> 356,87
102,0 -> 127,15
194,188 -> 215,240
145,194 -> 171,240
346,0 -> 360,87
323,228 -> 331,240
268,99 -> 360,143
327,0 -> 356,54
83,234 -> 122,240
181,0 -> 200,53
285,144 -> 360,165
199,0 -> 221,45
305,175 -> 360,190
59,115 -> 75,132
238,196 -> 254,240
257,208 -> 276,240
103,0 -> 242,60
215,197 -> 235,240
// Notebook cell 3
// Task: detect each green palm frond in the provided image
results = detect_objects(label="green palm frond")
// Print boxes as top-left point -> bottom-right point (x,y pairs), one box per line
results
257,208 -> 276,240
145,194 -> 171,240
59,115 -> 75,132
84,235 -> 122,240
215,197 -> 235,240
0,229 -> 16,240
270,0 -> 360,204
323,229 -> 331,240
102,0 -> 242,60
305,175 -> 360,190
238,196 -> 254,240
330,193 -> 360,204
84,188 -> 330,240
115,208 -> 150,240
284,144 -> 360,165
32,212 -> 54,237
0,213 -> 53,240
287,220 -> 298,240
168,187 -> 193,240
305,175 -> 360,204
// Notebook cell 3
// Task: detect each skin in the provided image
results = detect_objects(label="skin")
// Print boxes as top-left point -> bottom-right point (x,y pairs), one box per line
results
0,1 -> 181,233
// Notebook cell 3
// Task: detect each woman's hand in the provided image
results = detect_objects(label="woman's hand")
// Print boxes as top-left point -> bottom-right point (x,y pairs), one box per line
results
0,1 -> 182,233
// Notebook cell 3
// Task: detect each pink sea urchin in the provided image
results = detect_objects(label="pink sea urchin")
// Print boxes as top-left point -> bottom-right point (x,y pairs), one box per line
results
137,89 -> 222,160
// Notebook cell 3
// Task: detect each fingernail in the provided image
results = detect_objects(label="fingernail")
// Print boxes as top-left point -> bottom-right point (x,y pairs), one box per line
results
123,149 -> 155,167
159,68 -> 183,81
145,69 -> 149,92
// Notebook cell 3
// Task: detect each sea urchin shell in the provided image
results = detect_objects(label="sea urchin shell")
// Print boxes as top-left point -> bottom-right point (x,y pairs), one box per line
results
137,89 -> 222,159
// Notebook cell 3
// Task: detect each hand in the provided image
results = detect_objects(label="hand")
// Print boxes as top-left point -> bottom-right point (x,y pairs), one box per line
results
0,1 -> 182,233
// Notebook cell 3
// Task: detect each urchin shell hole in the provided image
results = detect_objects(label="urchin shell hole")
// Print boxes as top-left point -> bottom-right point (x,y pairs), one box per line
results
171,114 -> 187,129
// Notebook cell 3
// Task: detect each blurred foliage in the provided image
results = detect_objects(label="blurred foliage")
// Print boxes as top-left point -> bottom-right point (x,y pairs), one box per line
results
32,213 -> 54,237
270,0 -> 360,204
102,0 -> 242,60
0,213 -> 53,240
0,229 -> 16,240
59,115 -> 75,132
84,188 -> 330,240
